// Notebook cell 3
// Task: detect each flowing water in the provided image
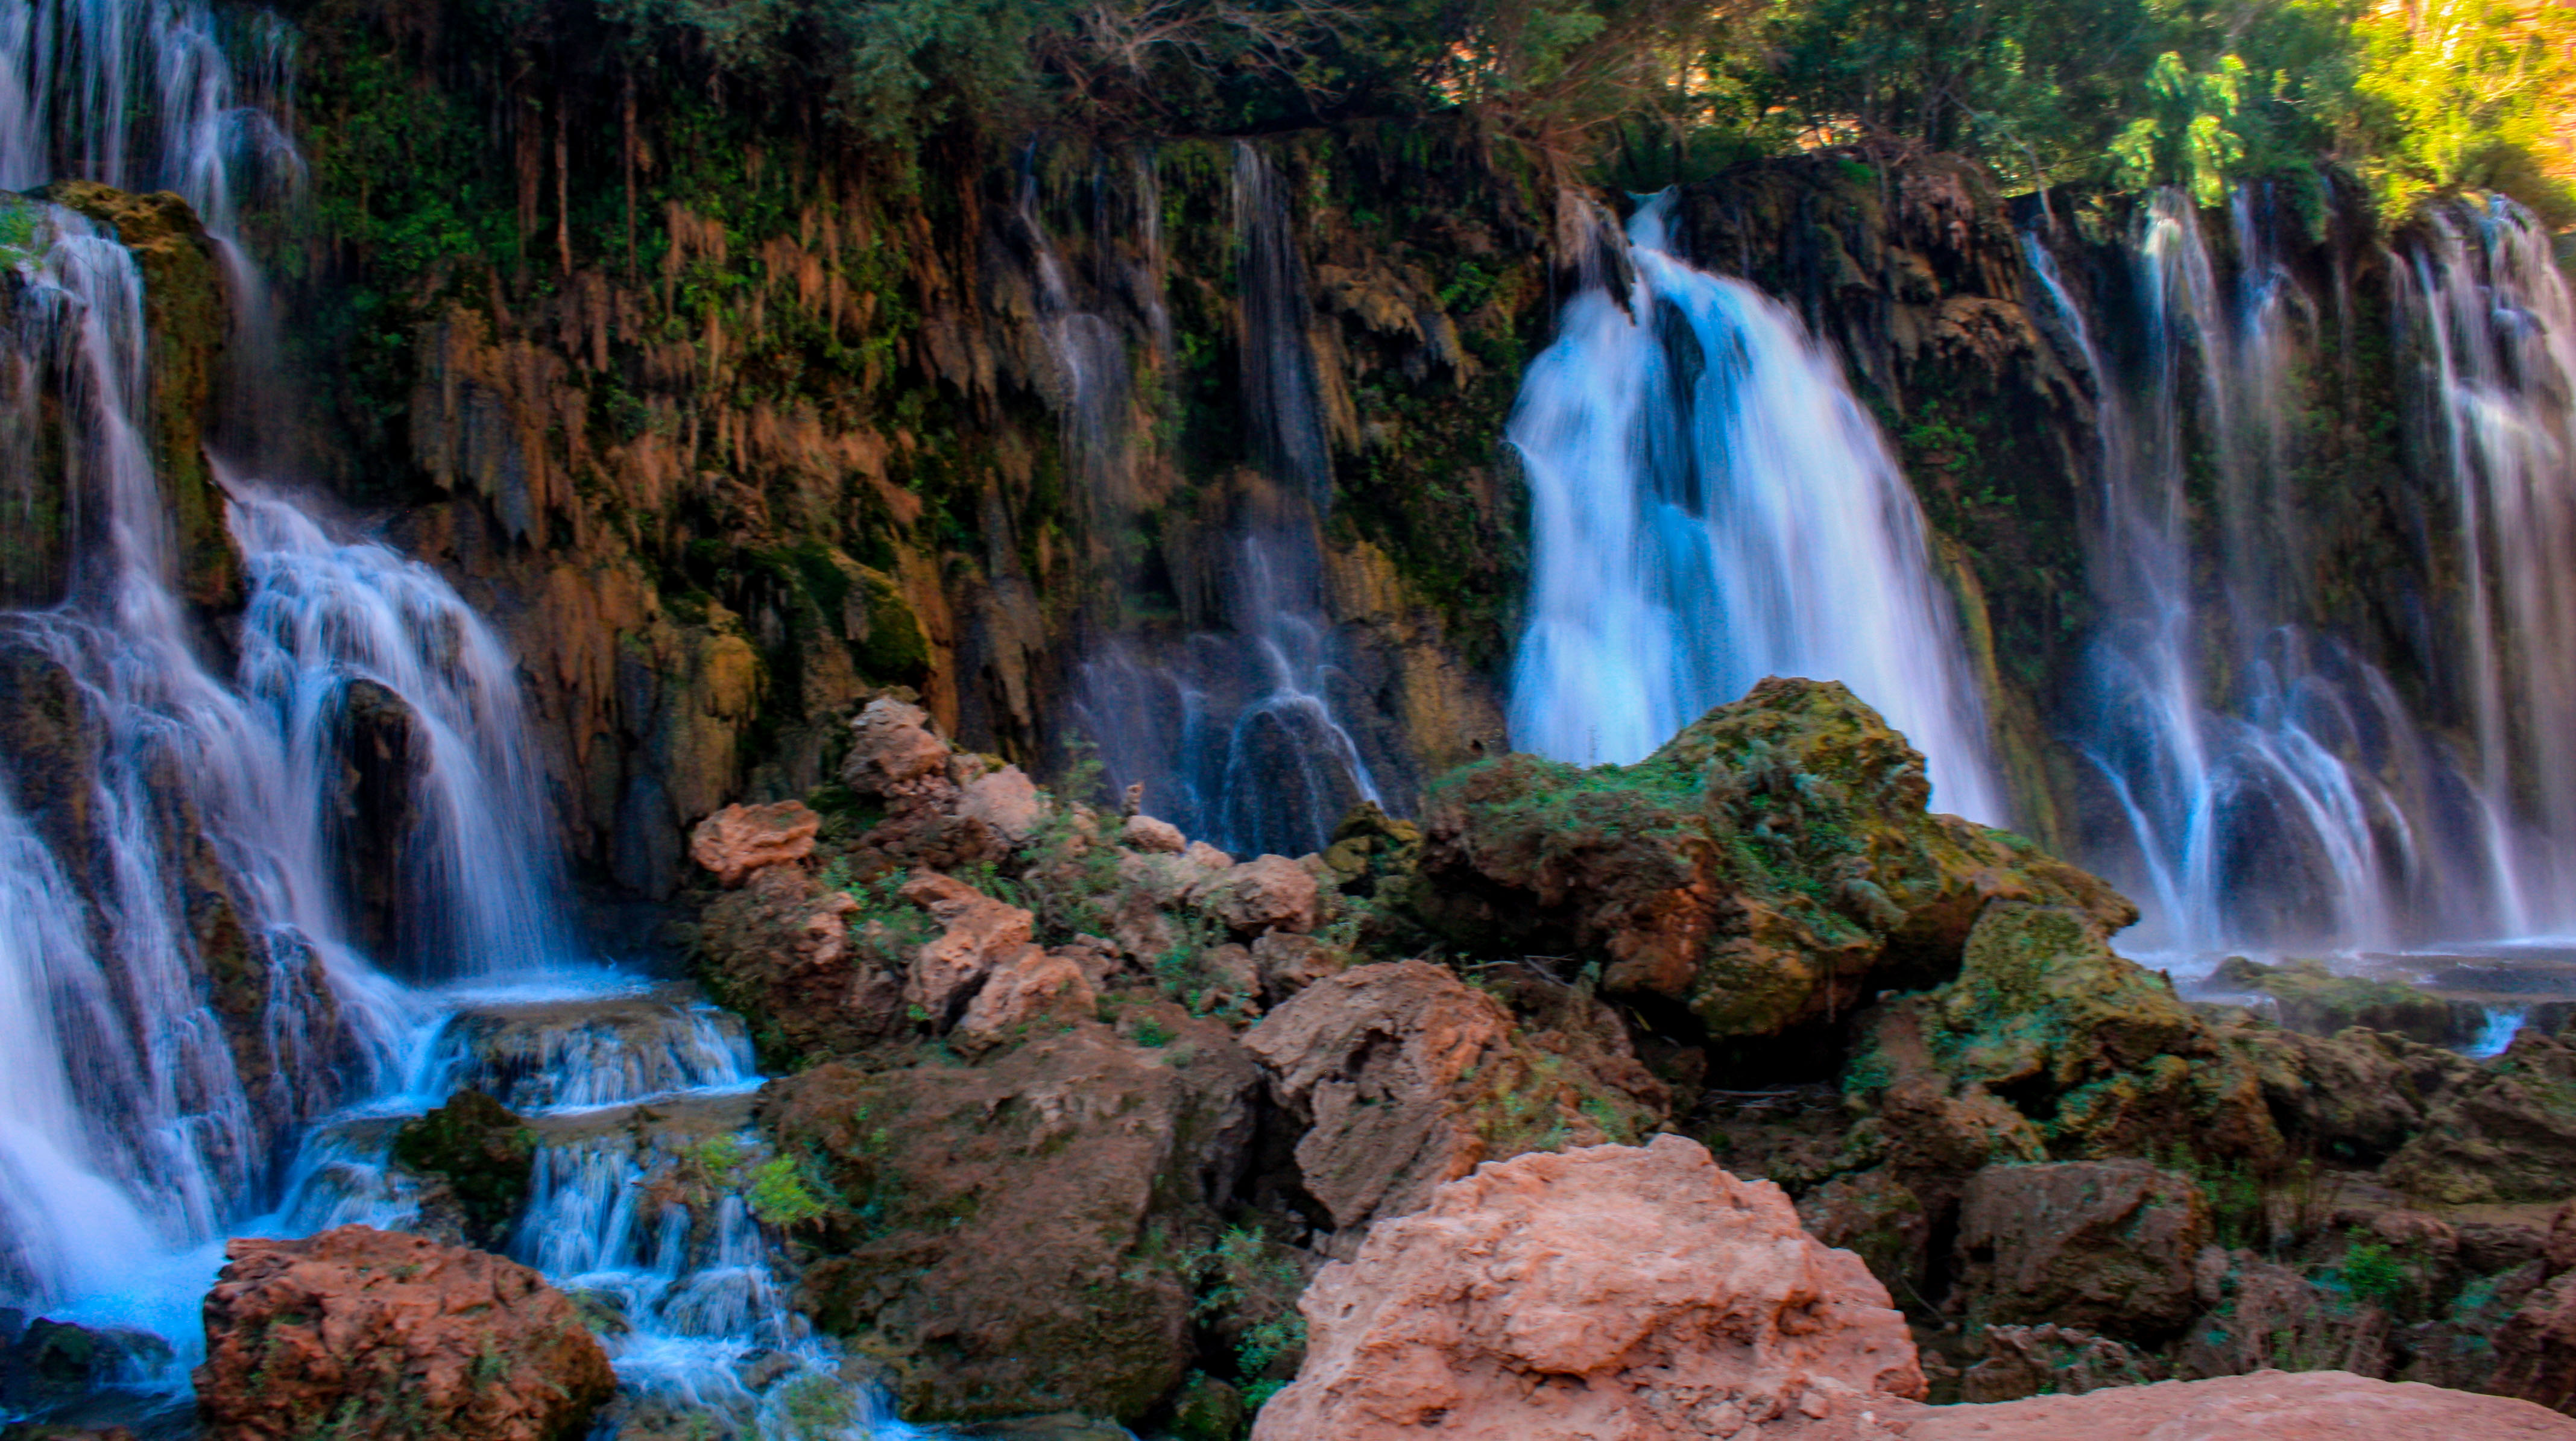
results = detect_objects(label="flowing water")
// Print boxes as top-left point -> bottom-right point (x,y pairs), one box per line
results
0,5 -> 956,1436
1504,191 -> 2005,822
2028,188 -> 2576,957
1072,142 -> 1384,858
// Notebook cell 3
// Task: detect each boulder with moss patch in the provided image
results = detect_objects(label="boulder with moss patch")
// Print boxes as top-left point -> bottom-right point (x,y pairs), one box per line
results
1410,678 -> 2131,1039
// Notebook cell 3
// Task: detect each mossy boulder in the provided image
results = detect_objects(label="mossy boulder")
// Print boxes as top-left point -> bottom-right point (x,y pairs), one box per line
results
1845,903 -> 2282,1183
390,1089 -> 537,1247
2382,1027 -> 2576,1204
2207,956 -> 2480,1046
763,1013 -> 1260,1424
1410,678 -> 2132,1038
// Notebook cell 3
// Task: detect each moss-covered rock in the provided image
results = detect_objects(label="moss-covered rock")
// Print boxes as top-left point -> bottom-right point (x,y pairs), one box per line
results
1845,903 -> 2282,1177
1412,677 -> 2132,1039
2208,956 -> 2481,1046
2382,1027 -> 2576,1204
390,1090 -> 537,1247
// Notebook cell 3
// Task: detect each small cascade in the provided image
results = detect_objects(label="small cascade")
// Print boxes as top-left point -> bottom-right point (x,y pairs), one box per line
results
2032,187 -> 2576,953
1505,191 -> 2004,821
269,983 -> 939,1440
1072,142 -> 1384,857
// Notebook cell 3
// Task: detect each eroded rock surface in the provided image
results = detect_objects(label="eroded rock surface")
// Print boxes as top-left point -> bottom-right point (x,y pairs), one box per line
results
1251,1135 -> 1924,1440
687,799 -> 821,886
1899,1369 -> 2576,1440
194,1225 -> 614,1441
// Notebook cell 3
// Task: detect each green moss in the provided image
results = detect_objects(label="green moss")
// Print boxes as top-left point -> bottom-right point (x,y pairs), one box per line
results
390,1090 -> 537,1244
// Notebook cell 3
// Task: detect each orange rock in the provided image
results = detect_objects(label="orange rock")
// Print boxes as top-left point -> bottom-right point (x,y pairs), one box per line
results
687,799 -> 819,887
1250,1135 -> 1922,1441
1191,854 -> 1322,936
194,1225 -> 614,1441
841,696 -> 952,799
1896,1369 -> 2576,1440
959,944 -> 1099,1047
900,871 -> 1037,1021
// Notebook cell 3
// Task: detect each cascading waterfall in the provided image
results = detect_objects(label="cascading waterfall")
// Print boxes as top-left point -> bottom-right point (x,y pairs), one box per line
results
0,6 -> 942,1436
1072,142 -> 1384,857
1506,191 -> 2004,822
2030,187 -> 2576,953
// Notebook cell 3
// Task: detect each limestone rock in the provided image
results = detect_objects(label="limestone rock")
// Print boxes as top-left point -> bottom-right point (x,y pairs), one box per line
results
2176,1249 -> 2390,1380
2383,1028 -> 2576,1203
1898,1368 -> 2576,1440
2206,956 -> 2477,1045
2495,1264 -> 2576,1412
696,863 -> 889,1062
1413,678 -> 2133,1038
2213,1014 -> 2472,1162
901,871 -> 1039,1023
1122,813 -> 1185,854
688,799 -> 821,887
388,1090 -> 535,1249
840,696 -> 953,799
958,765 -> 1046,843
1249,1135 -> 1924,1440
1798,1167 -> 1932,1295
194,1225 -> 614,1441
958,944 -> 1098,1048
1250,930 -> 1344,1002
1192,854 -> 1323,936
767,1017 -> 1259,1422
1954,1159 -> 2212,1339
1241,960 -> 1658,1233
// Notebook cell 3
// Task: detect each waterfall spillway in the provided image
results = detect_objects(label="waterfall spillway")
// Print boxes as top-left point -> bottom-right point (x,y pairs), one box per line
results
2032,187 -> 2576,952
1072,142 -> 1385,857
1506,192 -> 2004,821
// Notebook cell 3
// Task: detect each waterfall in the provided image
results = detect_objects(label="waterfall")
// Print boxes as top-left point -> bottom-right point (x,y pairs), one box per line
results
2027,186 -> 2576,953
1506,191 -> 2004,822
1072,142 -> 1384,858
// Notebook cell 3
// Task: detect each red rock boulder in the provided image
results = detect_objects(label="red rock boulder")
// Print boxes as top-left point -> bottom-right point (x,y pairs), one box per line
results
195,1225 -> 614,1441
687,799 -> 819,887
1249,1135 -> 1923,1440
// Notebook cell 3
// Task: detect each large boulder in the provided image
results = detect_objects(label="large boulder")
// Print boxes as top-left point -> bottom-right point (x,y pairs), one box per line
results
694,862 -> 892,1064
765,1015 -> 1260,1422
1250,1135 -> 1924,1440
1411,678 -> 2132,1038
1241,960 -> 1662,1234
1952,1159 -> 2212,1339
194,1225 -> 614,1441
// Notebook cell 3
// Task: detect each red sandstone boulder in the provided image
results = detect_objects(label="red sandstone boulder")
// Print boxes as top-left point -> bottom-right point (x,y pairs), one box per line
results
1191,854 -> 1324,936
1249,1135 -> 1923,1440
841,696 -> 953,799
900,871 -> 1040,1021
1899,1369 -> 2576,1440
687,799 -> 820,886
195,1225 -> 614,1441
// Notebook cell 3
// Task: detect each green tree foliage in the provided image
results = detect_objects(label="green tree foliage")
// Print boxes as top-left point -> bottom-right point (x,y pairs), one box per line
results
2347,0 -> 2576,218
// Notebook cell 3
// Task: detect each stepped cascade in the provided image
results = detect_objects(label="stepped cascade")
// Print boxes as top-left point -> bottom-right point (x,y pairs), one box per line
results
1504,190 -> 2006,823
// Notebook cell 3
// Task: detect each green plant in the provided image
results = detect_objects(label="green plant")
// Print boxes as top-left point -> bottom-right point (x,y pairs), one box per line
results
1133,1017 -> 1176,1047
747,1155 -> 830,1228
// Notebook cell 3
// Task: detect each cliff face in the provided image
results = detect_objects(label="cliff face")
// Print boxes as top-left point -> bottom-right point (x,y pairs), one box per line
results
273,0 -> 1558,888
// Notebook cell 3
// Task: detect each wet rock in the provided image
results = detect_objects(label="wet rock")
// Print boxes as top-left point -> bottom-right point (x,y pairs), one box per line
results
195,1225 -> 614,1441
2208,956 -> 2478,1045
1249,1135 -> 1924,1440
900,871 -> 1038,1023
1953,1159 -> 2211,1339
1897,1368 -> 2576,1440
389,1089 -> 536,1249
696,863 -> 892,1063
1240,960 -> 1660,1234
1413,678 -> 2133,1038
2214,1014 -> 2472,1161
1192,855 -> 1324,936
2382,1028 -> 2576,1203
688,799 -> 821,887
332,678 -> 425,959
1958,1323 -> 2161,1402
0,1318 -> 172,1418
768,1016 -> 1259,1422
